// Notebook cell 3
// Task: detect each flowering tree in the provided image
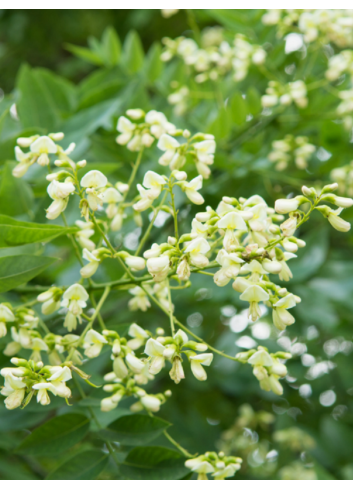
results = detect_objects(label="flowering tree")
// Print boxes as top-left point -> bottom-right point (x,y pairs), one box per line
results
1,9 -> 353,481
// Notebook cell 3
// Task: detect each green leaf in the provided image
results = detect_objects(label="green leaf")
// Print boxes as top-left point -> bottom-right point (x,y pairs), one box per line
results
246,87 -> 262,115
0,215 -> 77,248
207,107 -> 232,140
120,446 -> 190,480
16,413 -> 90,457
16,65 -> 77,130
0,162 -> 34,217
230,91 -> 247,125
46,450 -> 108,480
65,43 -> 104,66
0,254 -> 57,293
99,414 -> 171,446
145,42 -> 163,83
123,31 -> 144,74
101,26 -> 121,66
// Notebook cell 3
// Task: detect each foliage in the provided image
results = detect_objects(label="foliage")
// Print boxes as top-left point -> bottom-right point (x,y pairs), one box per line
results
0,8 -> 353,481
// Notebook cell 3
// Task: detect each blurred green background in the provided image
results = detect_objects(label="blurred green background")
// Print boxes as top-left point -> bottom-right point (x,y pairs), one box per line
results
0,8 -> 353,481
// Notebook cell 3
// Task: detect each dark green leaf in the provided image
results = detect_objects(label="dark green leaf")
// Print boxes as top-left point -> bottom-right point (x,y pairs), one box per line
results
120,446 -> 190,480
0,215 -> 77,248
230,92 -> 247,125
145,43 -> 163,83
0,254 -> 57,292
101,26 -> 121,66
65,43 -> 104,66
46,450 -> 108,480
123,31 -> 144,74
0,162 -> 34,217
99,414 -> 171,446
246,86 -> 262,115
16,413 -> 90,456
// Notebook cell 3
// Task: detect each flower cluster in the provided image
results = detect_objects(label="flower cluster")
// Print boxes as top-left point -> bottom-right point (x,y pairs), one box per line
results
236,347 -> 291,395
261,80 -> 308,109
185,451 -> 242,480
1,359 -> 71,409
326,49 -> 353,81
262,9 -> 353,48
13,133 -> 76,178
268,135 -> 316,171
161,32 -> 266,84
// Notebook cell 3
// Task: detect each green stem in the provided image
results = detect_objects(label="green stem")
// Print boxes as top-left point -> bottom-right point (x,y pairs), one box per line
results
135,190 -> 169,257
168,181 -> 179,241
167,280 -> 175,336
163,429 -> 194,458
66,286 -> 111,361
140,285 -> 239,363
119,148 -> 144,207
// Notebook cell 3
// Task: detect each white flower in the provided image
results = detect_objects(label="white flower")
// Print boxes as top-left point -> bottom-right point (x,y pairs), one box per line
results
101,187 -> 123,218
169,356 -> 185,384
157,134 -> 180,166
0,372 -> 26,410
80,248 -> 100,278
30,136 -> 57,154
145,338 -> 166,374
128,286 -> 151,312
189,353 -> 213,381
127,323 -> 149,350
248,349 -> 273,367
46,198 -> 68,220
278,252 -> 296,281
327,207 -> 351,232
182,176 -> 204,205
275,198 -> 299,214
184,237 -> 210,268
147,255 -> 170,282
214,250 -> 244,286
47,180 -> 75,200
125,353 -> 145,373
240,285 -> 269,321
75,220 -> 95,251
101,392 -> 123,412
80,170 -> 108,211
0,304 -> 15,338
140,394 -> 161,412
47,366 -> 72,397
83,330 -> 108,358
133,184 -> 154,212
272,294 -> 296,331
61,284 -> 89,331
145,110 -> 175,138
213,463 -> 242,480
125,255 -> 146,271
116,116 -> 136,145
142,171 -> 166,199
177,257 -> 191,281
194,140 -> 216,177
185,457 -> 214,479
32,382 -> 57,405
217,211 -> 249,231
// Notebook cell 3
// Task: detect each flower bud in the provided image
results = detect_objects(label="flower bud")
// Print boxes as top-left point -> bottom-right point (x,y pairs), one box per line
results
302,186 -> 317,198
275,198 -> 299,214
125,256 -> 146,271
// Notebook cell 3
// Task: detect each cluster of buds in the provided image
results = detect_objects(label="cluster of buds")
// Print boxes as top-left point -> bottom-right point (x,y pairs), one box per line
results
3,307 -> 43,359
261,80 -> 308,109
60,284 -> 89,331
326,49 -> 353,82
336,89 -> 353,116
268,135 -> 316,171
12,133 -> 77,178
236,347 -> 292,396
157,131 -> 216,178
1,359 -> 72,409
128,283 -> 170,313
331,162 -> 353,197
161,32 -> 266,84
144,329 -> 213,384
116,109 -> 177,151
185,451 -> 242,480
262,9 -> 353,47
